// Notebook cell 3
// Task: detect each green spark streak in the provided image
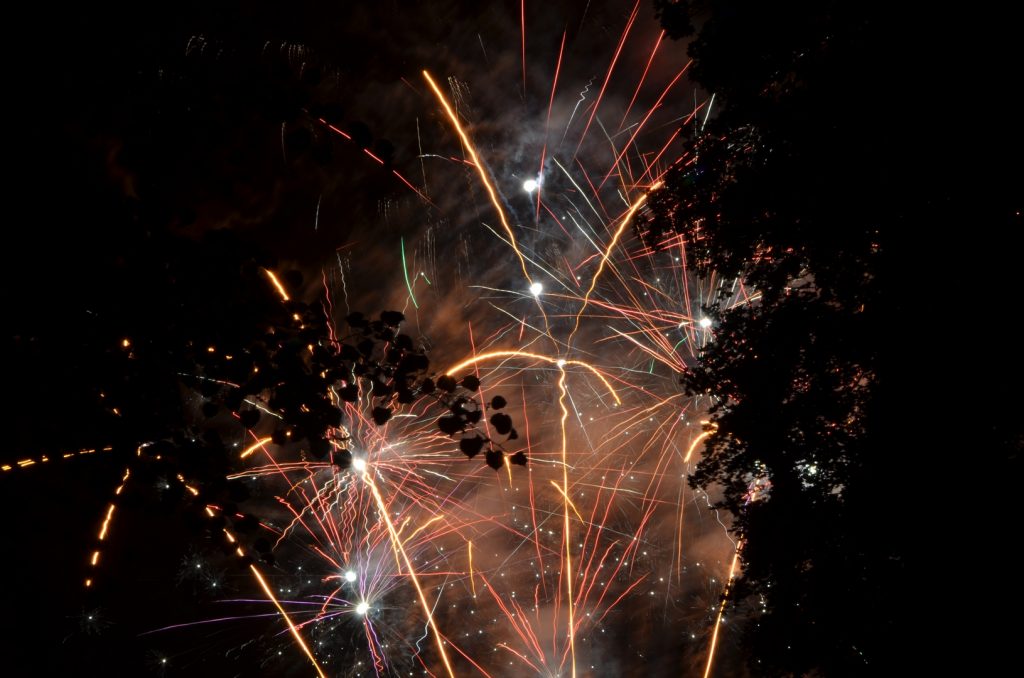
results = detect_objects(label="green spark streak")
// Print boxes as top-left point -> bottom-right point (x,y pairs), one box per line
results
401,237 -> 419,309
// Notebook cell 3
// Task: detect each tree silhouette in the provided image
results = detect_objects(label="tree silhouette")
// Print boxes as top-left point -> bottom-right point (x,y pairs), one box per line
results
641,1 -> 1015,674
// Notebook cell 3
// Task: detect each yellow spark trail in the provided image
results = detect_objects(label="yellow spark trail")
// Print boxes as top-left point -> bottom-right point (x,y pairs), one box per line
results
702,542 -> 742,678
240,437 -> 273,459
684,429 -> 712,463
262,268 -> 290,301
421,71 -> 533,289
250,564 -> 327,678
422,69 -> 557,348
556,367 -> 577,678
569,183 -> 662,344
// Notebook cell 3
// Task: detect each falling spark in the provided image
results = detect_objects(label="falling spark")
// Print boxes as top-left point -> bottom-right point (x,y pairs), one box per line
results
250,564 -> 328,678
421,70 -> 535,291
703,543 -> 743,678
262,268 -> 290,302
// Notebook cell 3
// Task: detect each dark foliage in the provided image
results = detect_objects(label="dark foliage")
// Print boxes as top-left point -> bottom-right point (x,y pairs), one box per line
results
649,1 -> 1022,674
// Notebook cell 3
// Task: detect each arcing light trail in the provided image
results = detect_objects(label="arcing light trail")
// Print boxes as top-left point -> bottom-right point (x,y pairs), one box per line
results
55,6 -> 752,676
422,70 -> 534,291
445,350 -> 621,405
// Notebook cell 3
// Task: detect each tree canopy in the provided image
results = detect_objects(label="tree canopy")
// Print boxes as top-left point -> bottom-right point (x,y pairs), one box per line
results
648,1 -> 1021,674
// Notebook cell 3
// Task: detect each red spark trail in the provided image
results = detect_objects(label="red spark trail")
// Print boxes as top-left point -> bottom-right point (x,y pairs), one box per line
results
573,0 -> 640,157
598,61 -> 692,191
619,30 -> 666,131
537,29 -> 567,220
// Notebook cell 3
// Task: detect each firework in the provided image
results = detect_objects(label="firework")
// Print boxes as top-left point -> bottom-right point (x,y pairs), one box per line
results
59,4 -> 755,676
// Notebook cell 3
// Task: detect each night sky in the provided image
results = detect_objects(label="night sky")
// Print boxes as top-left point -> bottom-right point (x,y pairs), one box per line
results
4,1 -> 1021,677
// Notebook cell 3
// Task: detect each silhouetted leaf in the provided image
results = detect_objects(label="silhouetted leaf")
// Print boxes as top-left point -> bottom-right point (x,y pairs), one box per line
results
437,416 -> 462,435
485,449 -> 504,470
460,375 -> 480,392
490,395 -> 507,410
380,310 -> 405,326
309,437 -> 331,458
459,435 -> 485,458
357,339 -> 375,356
510,451 -> 527,466
437,375 -> 457,392
490,412 -> 513,435
283,270 -> 303,291
333,449 -> 352,469
371,406 -> 392,425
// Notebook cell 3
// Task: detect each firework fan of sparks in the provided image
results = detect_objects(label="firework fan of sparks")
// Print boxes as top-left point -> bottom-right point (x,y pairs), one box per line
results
28,3 -> 772,677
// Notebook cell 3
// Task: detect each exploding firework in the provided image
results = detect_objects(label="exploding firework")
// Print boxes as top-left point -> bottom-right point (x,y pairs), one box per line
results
35,3 -> 762,676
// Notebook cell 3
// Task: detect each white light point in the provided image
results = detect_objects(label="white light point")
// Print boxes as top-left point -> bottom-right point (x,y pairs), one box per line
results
352,457 -> 367,472
556,359 -> 567,368
699,317 -> 713,329
529,282 -> 543,297
344,570 -> 357,583
522,178 -> 538,193
355,601 -> 370,615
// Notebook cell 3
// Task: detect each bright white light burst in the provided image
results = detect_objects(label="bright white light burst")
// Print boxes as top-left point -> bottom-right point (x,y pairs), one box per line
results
344,570 -> 357,583
522,178 -> 538,193
355,601 -> 370,615
352,457 -> 367,472
529,282 -> 543,296
699,317 -> 713,329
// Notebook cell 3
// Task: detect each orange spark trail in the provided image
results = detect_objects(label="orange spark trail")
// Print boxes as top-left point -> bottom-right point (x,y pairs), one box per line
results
445,350 -> 620,404
240,436 -> 273,459
569,186 -> 661,343
250,564 -> 327,678
421,70 -> 534,290
619,30 -> 666,131
85,465 -> 131,588
703,543 -> 742,678
262,268 -> 290,301
598,61 -> 692,191
362,467 -> 455,678
468,540 -> 476,596
520,0 -> 527,97
537,29 -> 567,219
556,367 -> 577,678
684,429 -> 712,463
